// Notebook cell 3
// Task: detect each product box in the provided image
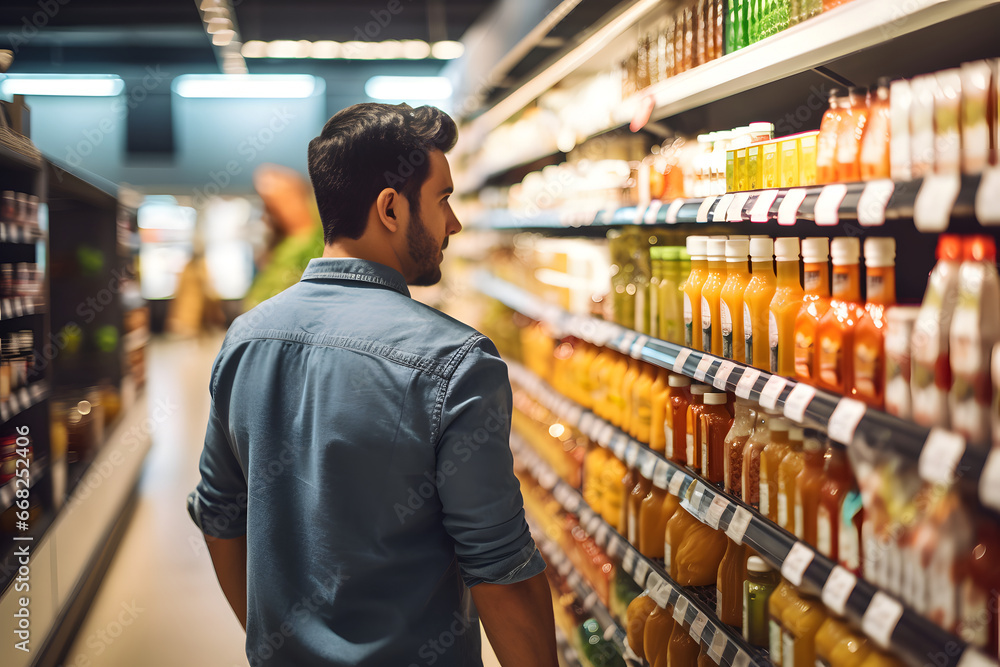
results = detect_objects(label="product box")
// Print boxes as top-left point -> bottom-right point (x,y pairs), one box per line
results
779,136 -> 800,188
762,141 -> 779,189
798,131 -> 820,186
735,147 -> 748,191
747,144 -> 762,190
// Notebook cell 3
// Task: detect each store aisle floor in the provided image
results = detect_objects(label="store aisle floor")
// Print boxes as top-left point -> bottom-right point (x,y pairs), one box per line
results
61,333 -> 501,667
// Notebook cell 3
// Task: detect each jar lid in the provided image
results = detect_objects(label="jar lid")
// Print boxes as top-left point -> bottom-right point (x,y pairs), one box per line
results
750,237 -> 774,261
707,239 -> 728,259
774,237 -> 800,261
831,237 -> 860,265
690,384 -> 709,395
704,393 -> 728,405
747,556 -> 772,573
801,237 -> 830,263
726,239 -> 750,261
687,236 -> 708,260
668,375 -> 692,387
864,237 -> 896,268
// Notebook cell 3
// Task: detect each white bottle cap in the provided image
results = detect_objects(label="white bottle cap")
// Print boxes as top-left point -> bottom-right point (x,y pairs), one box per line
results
774,237 -> 800,261
864,237 -> 896,268
704,392 -> 728,405
669,375 -> 692,387
749,122 -> 775,134
708,239 -> 728,260
687,236 -> 708,260
690,384 -> 709,395
728,235 -> 750,241
747,556 -> 772,573
710,235 -> 729,240
749,237 -> 774,261
726,239 -> 750,261
831,237 -> 861,266
801,237 -> 830,263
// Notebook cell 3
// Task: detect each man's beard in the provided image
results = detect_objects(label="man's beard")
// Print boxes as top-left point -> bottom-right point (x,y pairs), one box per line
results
406,209 -> 445,286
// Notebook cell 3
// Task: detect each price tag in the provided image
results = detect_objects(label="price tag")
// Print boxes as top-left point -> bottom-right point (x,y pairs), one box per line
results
914,173 -> 961,232
649,575 -> 672,607
664,199 -> 684,224
827,398 -> 867,445
538,469 -> 558,490
708,627 -> 727,661
918,428 -> 966,486
13,299 -> 23,317
735,368 -> 761,399
597,424 -> 616,448
858,179 -> 895,226
673,348 -> 692,373
783,383 -> 817,423
733,649 -> 751,667
625,442 -> 640,468
822,566 -> 858,616
696,197 -> 718,223
595,522 -> 610,547
0,402 -> 9,422
750,189 -> 780,222
975,166 -> 1000,225
622,548 -> 637,574
552,484 -> 569,506
645,199 -> 665,224
777,188 -> 808,225
564,492 -> 581,514
814,183 -> 849,226
672,595 -> 690,623
580,413 -> 596,439
653,460 -> 672,489
583,590 -> 599,610
694,355 -> 714,381
1,299 -> 9,320
705,495 -> 730,529
727,192 -> 752,222
757,375 -> 787,410
630,335 -> 649,359
712,194 -> 736,223
726,506 -> 753,545
713,360 -> 736,390
781,542 -> 815,586
640,453 -> 658,479
978,450 -> 1000,512
9,393 -> 19,413
565,404 -> 583,428
957,649 -> 999,667
618,330 -> 638,355
690,612 -> 709,641
633,559 -> 651,587
861,591 -> 905,649
612,435 -> 629,459
669,471 -> 686,496
587,514 -> 603,536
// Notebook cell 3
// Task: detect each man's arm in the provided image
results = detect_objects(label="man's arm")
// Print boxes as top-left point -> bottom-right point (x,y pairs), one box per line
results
472,572 -> 557,667
205,534 -> 248,630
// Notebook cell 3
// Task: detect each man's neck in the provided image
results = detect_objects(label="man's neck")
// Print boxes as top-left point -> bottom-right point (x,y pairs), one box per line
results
323,239 -> 405,278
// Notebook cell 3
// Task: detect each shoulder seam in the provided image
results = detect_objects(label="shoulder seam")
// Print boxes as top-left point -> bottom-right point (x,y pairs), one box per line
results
431,333 -> 487,444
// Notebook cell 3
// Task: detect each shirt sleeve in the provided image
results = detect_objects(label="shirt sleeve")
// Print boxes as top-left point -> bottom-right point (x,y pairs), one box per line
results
436,336 -> 546,587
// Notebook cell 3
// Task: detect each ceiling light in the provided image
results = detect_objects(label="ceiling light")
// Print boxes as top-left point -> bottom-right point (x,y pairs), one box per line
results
365,76 -> 452,100
0,74 -> 125,97
241,40 -> 267,58
341,41 -> 377,59
431,41 -> 464,59
295,40 -> 313,58
173,74 -> 322,98
206,17 -> 232,34
212,30 -> 235,46
375,40 -> 403,59
311,41 -> 340,58
266,40 -> 299,58
401,40 -> 431,59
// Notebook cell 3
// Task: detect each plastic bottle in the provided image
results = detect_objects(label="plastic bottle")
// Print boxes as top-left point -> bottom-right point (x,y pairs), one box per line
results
777,426 -> 805,533
600,454 -> 629,530
627,594 -> 658,664
644,603 -> 677,667
744,237 -> 777,369
666,375 -> 693,464
744,556 -> 780,647
742,409 -> 772,510
639,483 -> 671,559
725,398 -> 756,497
769,580 -> 798,666
884,307 -> 919,419
621,357 -> 643,434
782,594 -> 829,667
632,362 -> 658,443
650,367 -> 671,453
590,346 -> 615,422
717,538 -> 747,627
770,238 -> 804,375
815,618 -> 853,667
835,87 -> 869,182
760,415 -> 791,522
911,235 -> 963,429
816,238 -> 863,395
668,613 -> 702,667
949,236 -> 1000,447
858,650 -> 907,667
722,239 -> 752,361
828,628 -> 872,667
701,391 -> 734,484
660,246 -> 686,344
795,238 -> 831,383
686,385 -> 711,470
793,430 -> 826,546
816,443 -> 854,561
852,238 -> 896,408
628,469 -> 654,547
701,238 -> 729,356
620,464 -> 640,538
860,78 -> 892,181
665,506 -> 701,578
816,90 -> 843,184
606,352 -> 630,426
957,517 -> 1000,655
683,236 -> 710,350
584,441 -> 612,515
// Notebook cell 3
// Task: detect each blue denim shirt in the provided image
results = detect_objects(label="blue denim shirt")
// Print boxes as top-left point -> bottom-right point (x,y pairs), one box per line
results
187,257 -> 545,667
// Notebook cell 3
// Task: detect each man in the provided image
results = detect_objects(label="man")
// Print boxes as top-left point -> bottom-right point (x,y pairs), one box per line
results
187,103 -> 558,667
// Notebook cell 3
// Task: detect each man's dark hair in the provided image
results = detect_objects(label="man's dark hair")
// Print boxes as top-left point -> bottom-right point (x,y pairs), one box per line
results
307,103 -> 458,243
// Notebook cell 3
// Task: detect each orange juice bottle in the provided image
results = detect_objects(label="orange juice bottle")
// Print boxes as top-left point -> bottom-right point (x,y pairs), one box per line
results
632,362 -> 658,442
665,505 -> 701,577
583,441 -> 611,513
667,375 -> 693,464
606,351 -> 630,426
760,415 -> 791,522
816,238 -> 863,395
782,594 -> 829,667
852,238 -> 896,408
769,238 -> 804,375
621,357 -> 643,434
683,236 -> 710,350
639,483 -> 669,559
742,409 -> 772,511
701,238 -> 729,355
828,628 -> 873,667
769,579 -> 798,666
860,78 -> 891,181
649,367 -> 671,453
795,238 -> 832,383
686,385 -> 710,470
620,464 -> 639,537
668,613 -> 702,667
744,237 -> 777,370
776,426 -> 805,533
816,442 -> 854,561
590,346 -> 616,421
815,618 -> 852,667
600,455 -> 628,530
628,469 -> 654,546
835,87 -> 869,182
574,342 -> 599,409
721,239 -> 752,361
644,603 -> 676,667
794,430 -> 827,547
816,90 -> 843,184
717,537 -> 747,627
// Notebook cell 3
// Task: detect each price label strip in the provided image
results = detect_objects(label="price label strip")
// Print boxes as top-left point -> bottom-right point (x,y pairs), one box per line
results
783,383 -> 817,423
595,523 -> 610,548
712,194 -> 736,223
672,595 -> 690,623
735,368 -> 761,399
822,565 -> 858,616
705,495 -> 730,530
858,179 -> 895,226
918,428 -> 966,486
633,558 -> 651,588
777,188 -> 808,225
673,348 -> 692,373
708,627 -> 727,662
975,165 -> 1000,225
648,574 -> 672,607
713,360 -> 736,390
642,200 -> 662,225
733,649 -> 751,667
750,189 -> 780,222
664,199 -> 684,224
669,470 -> 686,496
814,183 -> 849,226
914,173 -> 961,232
690,612 -> 709,642
653,460 -> 672,489
612,435 -> 629,459
757,375 -> 787,410
640,452 -> 658,479
696,197 -> 718,223
625,442 -> 640,468
727,192 -> 752,222
861,592 -> 905,649
726,506 -> 753,545
694,355 -> 715,381
630,335 -> 650,360
781,542 -> 816,587
827,398 -> 867,445
622,548 -> 637,575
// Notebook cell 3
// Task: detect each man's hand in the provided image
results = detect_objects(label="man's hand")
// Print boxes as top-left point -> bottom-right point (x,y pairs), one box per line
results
471,572 -> 558,667
205,533 -> 248,630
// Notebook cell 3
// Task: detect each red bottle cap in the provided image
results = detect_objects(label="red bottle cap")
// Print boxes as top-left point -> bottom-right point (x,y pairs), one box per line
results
966,236 -> 996,263
937,235 -> 963,262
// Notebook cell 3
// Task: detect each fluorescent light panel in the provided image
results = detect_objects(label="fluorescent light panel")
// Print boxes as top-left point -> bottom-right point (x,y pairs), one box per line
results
365,76 -> 452,101
0,74 -> 125,97
172,74 -> 322,98
241,39 -> 463,60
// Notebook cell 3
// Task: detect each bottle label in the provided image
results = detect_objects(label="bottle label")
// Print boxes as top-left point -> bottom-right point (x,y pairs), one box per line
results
795,328 -> 815,380
833,271 -> 850,294
665,542 -> 672,571
804,270 -> 821,292
769,310 -> 779,373
744,303 -> 754,365
867,273 -> 885,299
722,300 -> 734,358
702,437 -> 709,478
684,294 -> 694,346
760,478 -> 770,516
854,339 -> 879,401
702,296 -> 713,353
628,513 -> 637,545
687,433 -> 696,467
778,491 -> 789,527
783,632 -> 796,667
840,495 -> 861,571
770,620 -> 783,664
958,579 -> 990,647
817,506 -> 832,557
665,420 -> 674,458
818,333 -> 842,388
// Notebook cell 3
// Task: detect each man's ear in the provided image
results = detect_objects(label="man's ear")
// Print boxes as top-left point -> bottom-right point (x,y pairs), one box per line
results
375,188 -> 404,233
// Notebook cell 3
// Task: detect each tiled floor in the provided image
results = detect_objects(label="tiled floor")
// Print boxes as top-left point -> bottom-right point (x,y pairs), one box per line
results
61,334 -> 501,666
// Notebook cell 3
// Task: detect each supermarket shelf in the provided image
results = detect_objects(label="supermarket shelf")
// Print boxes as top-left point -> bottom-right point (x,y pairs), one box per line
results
513,432 -> 769,667
476,272 -> 998,512
554,626 -> 583,667
0,457 -> 48,513
0,223 -> 45,244
469,170 -> 996,231
507,363 -> 998,667
0,133 -> 43,171
0,296 -> 43,321
0,381 -> 50,423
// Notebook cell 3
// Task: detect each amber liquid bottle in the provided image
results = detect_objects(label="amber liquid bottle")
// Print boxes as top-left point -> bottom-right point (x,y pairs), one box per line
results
852,238 -> 896,408
816,238 -> 864,395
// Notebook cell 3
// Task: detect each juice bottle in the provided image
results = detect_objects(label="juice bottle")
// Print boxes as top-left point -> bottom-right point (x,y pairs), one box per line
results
717,538 -> 747,627
835,87 -> 869,182
661,246 -> 686,344
639,483 -> 670,559
620,464 -> 640,538
860,78 -> 891,181
760,415 -> 791,522
744,237 -> 777,369
725,398 -> 757,496
698,644 -> 715,667
644,603 -> 677,667
722,239 -> 752,361
770,237 -> 804,375
665,506 -> 700,577
683,236 -> 710,350
816,442 -> 854,561
575,342 -> 599,409
621,357 -> 643,433
650,367 -> 671,453
782,594 -> 829,667
701,238 -> 729,356
859,651 -> 906,667
668,614 -> 702,667
911,235 -> 963,429
700,391 -> 734,484
666,375 -> 693,464
628,468 -> 654,547
780,135 -> 800,188
794,430 -> 826,546
583,441 -> 612,514
828,628 -> 872,667
605,351 -> 630,425
600,455 -> 628,530
950,236 -> 1000,447
852,238 -> 896,408
591,346 -> 616,421
769,579 -> 798,666
632,362 -> 658,443
686,385 -> 710,470
815,618 -> 851,667
627,594 -> 658,664
776,426 -> 805,533
958,517 -> 1000,655
816,238 -> 863,395
744,556 -> 780,647
795,238 -> 831,383
741,409 -> 771,510
816,90 -> 843,184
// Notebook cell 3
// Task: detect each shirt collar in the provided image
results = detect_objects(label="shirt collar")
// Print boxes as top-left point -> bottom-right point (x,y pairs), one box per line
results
300,257 -> 411,298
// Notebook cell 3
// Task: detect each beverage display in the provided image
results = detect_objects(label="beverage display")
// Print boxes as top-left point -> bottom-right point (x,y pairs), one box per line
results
744,556 -> 780,647
852,238 -> 896,408
744,238 -> 777,369
770,237 -> 804,375
722,239 -> 752,361
684,236 -> 710,350
701,238 -> 729,355
816,238 -> 863,395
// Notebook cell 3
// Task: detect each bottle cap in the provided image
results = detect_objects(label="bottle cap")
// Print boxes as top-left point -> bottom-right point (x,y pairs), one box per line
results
789,427 -> 805,441
747,556 -> 772,573
936,235 -> 962,262
830,237 -> 860,266
708,239 -> 728,260
687,236 -> 708,260
698,133 -> 714,144
749,237 -> 774,261
726,239 -> 750,261
710,235 -> 729,240
770,416 -> 790,432
690,384 -> 709,395
863,237 -> 896,268
704,392 -> 728,405
668,375 -> 692,388
966,236 -> 997,262
728,235 -> 750,241
774,237 -> 800,261
801,237 -> 830,263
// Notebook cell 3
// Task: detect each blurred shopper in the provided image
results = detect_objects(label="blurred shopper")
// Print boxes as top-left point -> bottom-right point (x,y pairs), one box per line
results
187,103 -> 558,667
165,234 -> 225,337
